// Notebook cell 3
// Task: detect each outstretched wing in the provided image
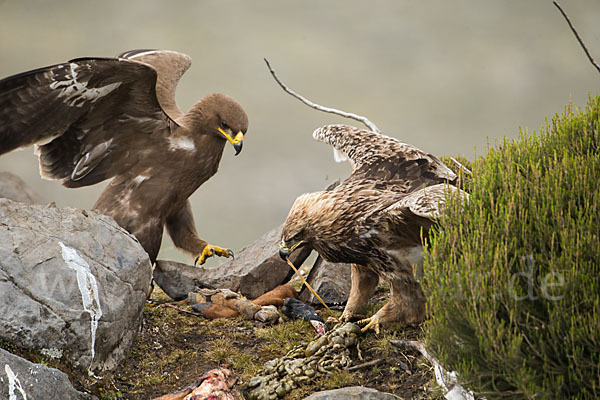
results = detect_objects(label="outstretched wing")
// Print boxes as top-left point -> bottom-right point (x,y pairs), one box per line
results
363,183 -> 468,245
313,124 -> 457,188
117,49 -> 191,121
0,50 -> 186,187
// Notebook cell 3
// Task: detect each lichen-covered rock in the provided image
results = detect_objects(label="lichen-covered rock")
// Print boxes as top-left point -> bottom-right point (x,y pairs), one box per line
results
246,323 -> 360,400
0,348 -> 92,400
0,199 -> 152,371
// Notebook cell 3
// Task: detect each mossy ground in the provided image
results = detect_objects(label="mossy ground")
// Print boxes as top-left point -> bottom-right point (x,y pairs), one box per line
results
61,286 -> 444,400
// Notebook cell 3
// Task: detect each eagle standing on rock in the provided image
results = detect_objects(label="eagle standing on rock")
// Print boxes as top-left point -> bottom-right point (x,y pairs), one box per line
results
0,49 -> 248,265
280,124 -> 467,333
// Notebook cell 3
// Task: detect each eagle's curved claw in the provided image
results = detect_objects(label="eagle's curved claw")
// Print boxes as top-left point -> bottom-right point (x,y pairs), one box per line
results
194,245 -> 234,266
340,310 -> 360,323
358,316 -> 381,334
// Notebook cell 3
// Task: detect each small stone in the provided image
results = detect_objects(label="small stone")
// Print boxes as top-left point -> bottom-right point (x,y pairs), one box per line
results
344,336 -> 357,347
277,363 -> 286,375
275,384 -> 287,397
339,322 -> 362,335
305,336 -> 328,357
330,336 -> 345,345
248,376 -> 263,388
282,382 -> 292,393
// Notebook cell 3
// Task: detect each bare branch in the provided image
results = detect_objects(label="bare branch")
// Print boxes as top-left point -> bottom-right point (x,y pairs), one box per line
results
450,157 -> 472,176
157,303 -> 200,317
553,1 -> 600,74
264,58 -> 380,133
346,358 -> 384,371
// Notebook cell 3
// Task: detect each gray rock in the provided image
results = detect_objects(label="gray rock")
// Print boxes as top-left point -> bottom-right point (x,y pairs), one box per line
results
155,224 -> 311,300
0,171 -> 45,204
300,256 -> 351,305
0,348 -> 92,400
0,199 -> 152,372
303,386 -> 398,400
153,260 -> 211,301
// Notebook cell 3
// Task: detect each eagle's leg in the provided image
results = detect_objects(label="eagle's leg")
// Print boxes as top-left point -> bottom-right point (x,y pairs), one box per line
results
341,264 -> 379,322
166,200 -> 234,266
359,276 -> 426,333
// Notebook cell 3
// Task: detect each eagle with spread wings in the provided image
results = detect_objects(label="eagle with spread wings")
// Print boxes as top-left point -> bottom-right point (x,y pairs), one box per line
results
0,49 -> 248,265
280,124 -> 467,333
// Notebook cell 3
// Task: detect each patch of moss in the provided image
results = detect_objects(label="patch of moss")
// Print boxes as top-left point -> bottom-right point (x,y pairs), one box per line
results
255,318 -> 314,358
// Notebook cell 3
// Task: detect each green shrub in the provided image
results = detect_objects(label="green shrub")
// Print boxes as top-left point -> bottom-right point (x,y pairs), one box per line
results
423,96 -> 600,399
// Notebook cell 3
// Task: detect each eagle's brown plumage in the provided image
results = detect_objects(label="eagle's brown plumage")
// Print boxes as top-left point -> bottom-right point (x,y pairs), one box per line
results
0,49 -> 248,264
280,124 -> 467,332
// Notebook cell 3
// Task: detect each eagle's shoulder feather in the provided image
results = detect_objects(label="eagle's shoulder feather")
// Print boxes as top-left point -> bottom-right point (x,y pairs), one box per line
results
384,183 -> 468,219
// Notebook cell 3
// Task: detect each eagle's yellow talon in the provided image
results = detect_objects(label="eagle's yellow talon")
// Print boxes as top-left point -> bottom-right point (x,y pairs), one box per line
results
194,244 -> 234,266
358,316 -> 381,334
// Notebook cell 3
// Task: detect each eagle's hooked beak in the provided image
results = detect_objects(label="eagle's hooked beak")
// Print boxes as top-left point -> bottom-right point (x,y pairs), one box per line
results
218,127 -> 244,156
279,239 -> 304,260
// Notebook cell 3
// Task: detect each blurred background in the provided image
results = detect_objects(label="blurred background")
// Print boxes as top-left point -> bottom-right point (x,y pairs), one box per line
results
1,0 -> 598,265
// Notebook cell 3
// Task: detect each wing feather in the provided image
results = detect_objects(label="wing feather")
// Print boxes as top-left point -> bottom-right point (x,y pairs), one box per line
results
313,124 -> 457,186
385,183 -> 468,219
0,53 -> 177,187
117,49 -> 192,121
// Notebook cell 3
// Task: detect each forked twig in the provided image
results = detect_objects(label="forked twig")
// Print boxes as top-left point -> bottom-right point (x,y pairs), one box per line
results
264,58 -> 380,133
553,1 -> 600,74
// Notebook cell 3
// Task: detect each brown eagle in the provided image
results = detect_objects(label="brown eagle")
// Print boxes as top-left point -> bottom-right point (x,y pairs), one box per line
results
0,49 -> 248,265
280,124 -> 467,333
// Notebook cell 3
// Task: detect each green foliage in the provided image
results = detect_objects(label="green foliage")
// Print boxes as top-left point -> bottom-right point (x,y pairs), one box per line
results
423,96 -> 600,399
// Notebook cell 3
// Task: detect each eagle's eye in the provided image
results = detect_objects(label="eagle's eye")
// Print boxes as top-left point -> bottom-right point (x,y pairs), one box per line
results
220,121 -> 230,130
290,231 -> 303,242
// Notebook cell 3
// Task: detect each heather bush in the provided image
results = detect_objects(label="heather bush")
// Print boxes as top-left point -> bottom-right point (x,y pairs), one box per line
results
423,96 -> 600,399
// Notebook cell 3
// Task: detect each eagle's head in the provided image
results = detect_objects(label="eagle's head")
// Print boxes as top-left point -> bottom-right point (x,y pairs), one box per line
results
193,93 -> 249,155
279,191 -> 341,260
